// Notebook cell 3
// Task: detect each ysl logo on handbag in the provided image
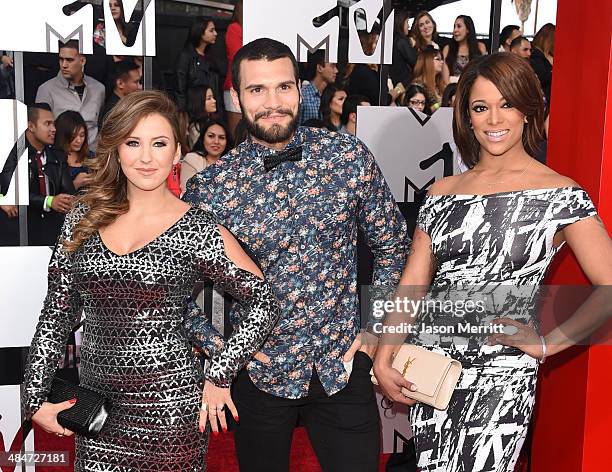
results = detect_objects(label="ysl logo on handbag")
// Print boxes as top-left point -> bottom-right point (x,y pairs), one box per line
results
402,357 -> 416,377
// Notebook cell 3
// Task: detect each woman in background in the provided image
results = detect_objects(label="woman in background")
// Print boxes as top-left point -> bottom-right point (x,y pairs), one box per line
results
180,118 -> 230,194
320,84 -> 347,132
409,11 -> 442,52
23,91 -> 280,470
442,15 -> 487,82
412,48 -> 447,112
187,84 -> 218,150
94,0 -> 135,47
54,110 -> 92,190
390,9 -> 417,101
176,17 -> 220,111
402,83 -> 433,115
224,0 -> 243,137
530,23 -> 555,105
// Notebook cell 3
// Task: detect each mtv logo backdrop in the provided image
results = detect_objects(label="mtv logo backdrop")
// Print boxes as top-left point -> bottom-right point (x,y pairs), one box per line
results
244,0 -> 394,64
357,106 -> 459,203
0,0 -> 155,56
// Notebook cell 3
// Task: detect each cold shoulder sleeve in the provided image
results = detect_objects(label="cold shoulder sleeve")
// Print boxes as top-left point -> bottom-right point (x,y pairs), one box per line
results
190,215 -> 281,387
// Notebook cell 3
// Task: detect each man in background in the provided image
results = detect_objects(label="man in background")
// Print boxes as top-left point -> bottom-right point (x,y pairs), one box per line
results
510,36 -> 532,59
300,50 -> 338,123
0,104 -> 75,246
35,40 -> 105,151
339,95 -> 371,136
98,60 -> 142,129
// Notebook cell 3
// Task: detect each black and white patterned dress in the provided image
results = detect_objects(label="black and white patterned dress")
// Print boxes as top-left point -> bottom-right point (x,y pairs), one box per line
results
410,186 -> 597,471
22,205 -> 280,471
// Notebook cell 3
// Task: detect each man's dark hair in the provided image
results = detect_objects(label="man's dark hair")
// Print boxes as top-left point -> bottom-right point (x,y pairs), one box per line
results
27,103 -> 52,123
305,50 -> 326,81
110,60 -> 140,89
510,35 -> 528,50
500,25 -> 520,47
58,39 -> 81,54
341,95 -> 369,125
231,38 -> 300,91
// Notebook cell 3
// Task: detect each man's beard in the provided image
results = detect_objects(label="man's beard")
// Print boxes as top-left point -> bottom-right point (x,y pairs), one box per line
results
242,105 -> 301,145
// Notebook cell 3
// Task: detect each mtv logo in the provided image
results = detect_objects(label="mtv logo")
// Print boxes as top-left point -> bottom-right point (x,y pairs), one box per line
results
0,0 -> 155,56
0,100 -> 29,206
243,0 -> 393,64
356,107 -> 459,203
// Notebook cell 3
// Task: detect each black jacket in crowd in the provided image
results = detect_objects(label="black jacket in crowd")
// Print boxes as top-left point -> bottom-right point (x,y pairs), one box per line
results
390,32 -> 418,90
175,45 -> 222,111
0,139 -> 75,246
530,48 -> 553,106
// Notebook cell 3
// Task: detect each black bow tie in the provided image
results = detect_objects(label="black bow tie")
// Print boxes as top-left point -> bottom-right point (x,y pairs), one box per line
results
262,146 -> 303,172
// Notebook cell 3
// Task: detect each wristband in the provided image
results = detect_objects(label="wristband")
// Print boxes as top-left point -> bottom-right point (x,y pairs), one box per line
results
539,335 -> 547,364
45,195 -> 54,210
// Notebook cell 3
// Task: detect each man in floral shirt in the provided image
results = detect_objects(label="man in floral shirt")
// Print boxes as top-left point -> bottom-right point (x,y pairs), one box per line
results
184,38 -> 409,471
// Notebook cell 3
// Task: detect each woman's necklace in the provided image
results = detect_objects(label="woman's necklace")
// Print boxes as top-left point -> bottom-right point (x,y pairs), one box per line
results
482,158 -> 534,191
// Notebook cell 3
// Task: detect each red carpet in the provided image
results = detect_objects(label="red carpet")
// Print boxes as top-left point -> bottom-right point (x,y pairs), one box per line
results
12,424 -> 390,471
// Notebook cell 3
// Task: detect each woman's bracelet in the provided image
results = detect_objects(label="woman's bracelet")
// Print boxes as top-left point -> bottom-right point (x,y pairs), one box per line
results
539,335 -> 547,364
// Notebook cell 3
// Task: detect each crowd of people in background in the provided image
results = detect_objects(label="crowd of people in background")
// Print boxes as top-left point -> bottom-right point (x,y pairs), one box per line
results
0,1 -> 556,248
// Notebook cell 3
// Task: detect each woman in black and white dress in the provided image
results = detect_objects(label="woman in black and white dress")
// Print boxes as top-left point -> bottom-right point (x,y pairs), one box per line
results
373,53 -> 612,471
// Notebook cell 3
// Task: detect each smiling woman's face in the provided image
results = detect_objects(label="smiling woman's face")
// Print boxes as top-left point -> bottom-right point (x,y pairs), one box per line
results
469,76 -> 527,159
118,113 -> 180,193
203,124 -> 227,158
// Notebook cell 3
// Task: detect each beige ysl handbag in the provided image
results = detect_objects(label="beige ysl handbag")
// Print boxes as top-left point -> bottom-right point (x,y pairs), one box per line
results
371,344 -> 462,410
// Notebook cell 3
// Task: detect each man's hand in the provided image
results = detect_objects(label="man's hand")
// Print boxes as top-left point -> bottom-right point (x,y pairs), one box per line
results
343,331 -> 378,362
0,205 -> 18,218
50,194 -> 74,214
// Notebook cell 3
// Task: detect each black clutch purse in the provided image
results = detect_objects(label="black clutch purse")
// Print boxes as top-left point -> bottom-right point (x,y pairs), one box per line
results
47,377 -> 110,438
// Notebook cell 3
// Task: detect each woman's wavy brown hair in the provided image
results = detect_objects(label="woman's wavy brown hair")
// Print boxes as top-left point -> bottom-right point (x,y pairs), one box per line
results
64,90 -> 181,252
409,11 -> 438,53
453,53 -> 545,169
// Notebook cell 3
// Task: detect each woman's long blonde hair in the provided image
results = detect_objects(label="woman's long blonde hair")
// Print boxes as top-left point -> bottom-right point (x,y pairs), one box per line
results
64,90 -> 181,252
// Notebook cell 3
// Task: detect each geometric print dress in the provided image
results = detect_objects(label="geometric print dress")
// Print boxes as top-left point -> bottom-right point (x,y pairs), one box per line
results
22,204 -> 280,471
409,186 -> 597,471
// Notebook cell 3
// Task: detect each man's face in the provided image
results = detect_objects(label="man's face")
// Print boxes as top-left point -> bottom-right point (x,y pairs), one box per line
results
318,62 -> 338,84
59,47 -> 85,82
515,39 -> 532,58
29,109 -> 56,145
119,69 -> 143,95
232,57 -> 300,146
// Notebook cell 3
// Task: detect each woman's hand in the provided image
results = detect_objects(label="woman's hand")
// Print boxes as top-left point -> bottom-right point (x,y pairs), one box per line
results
487,318 -> 544,360
73,172 -> 92,190
31,399 -> 76,437
199,380 -> 238,435
372,358 -> 418,406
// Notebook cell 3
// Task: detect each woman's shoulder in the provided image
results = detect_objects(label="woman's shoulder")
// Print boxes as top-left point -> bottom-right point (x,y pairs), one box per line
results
426,174 -> 464,196
529,163 -> 580,189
